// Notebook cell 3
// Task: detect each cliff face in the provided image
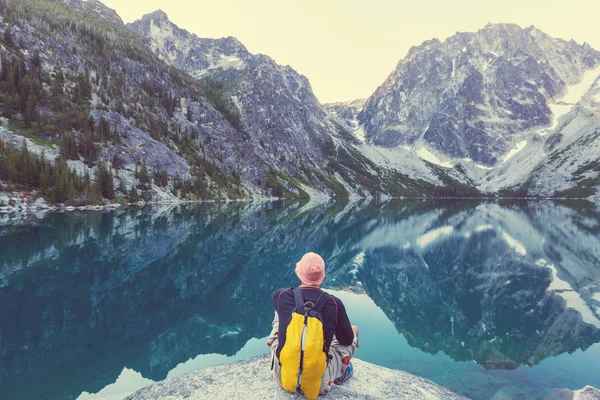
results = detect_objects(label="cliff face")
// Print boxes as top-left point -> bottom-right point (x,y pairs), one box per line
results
125,354 -> 468,400
358,23 -> 600,167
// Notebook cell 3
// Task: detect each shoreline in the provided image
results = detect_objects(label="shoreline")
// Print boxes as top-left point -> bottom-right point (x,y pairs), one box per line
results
1,193 -> 598,215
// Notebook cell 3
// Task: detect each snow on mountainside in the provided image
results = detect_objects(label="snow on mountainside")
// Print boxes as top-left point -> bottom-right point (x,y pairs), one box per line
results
359,23 -> 600,168
478,66 -> 600,195
324,99 -> 367,141
134,12 -> 600,199
3,1 -> 599,200
128,11 -> 475,198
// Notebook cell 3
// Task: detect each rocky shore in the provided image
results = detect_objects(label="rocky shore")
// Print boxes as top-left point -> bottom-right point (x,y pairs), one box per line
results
126,354 -> 467,400
124,354 -> 600,400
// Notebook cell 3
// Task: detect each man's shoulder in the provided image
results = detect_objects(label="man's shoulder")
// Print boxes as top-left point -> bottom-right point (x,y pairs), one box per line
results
321,291 -> 344,307
272,287 -> 293,299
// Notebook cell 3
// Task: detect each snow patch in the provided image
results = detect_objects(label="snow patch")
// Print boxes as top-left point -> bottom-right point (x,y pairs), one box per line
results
298,183 -> 330,201
535,259 -> 600,328
354,125 -> 366,142
357,144 -> 441,185
474,163 -> 493,170
416,226 -> 453,248
561,65 -> 600,104
559,291 -> 600,328
500,230 -> 527,256
475,224 -> 493,232
540,64 -> 600,136
536,259 -> 571,291
216,55 -> 245,71
415,146 -> 453,168
501,140 -> 527,163
349,251 -> 366,277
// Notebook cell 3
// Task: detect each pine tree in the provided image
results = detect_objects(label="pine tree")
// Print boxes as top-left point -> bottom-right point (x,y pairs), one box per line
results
94,162 -> 114,199
138,160 -> 150,189
0,53 -> 8,82
51,67 -> 65,110
30,50 -> 41,69
118,173 -> 126,194
128,184 -> 139,202
3,25 -> 15,48
25,91 -> 38,125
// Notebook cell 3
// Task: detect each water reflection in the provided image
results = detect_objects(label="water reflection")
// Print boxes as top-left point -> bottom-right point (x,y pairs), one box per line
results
0,200 -> 599,400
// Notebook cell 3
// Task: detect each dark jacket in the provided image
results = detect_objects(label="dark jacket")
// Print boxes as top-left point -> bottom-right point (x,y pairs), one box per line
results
271,287 -> 354,359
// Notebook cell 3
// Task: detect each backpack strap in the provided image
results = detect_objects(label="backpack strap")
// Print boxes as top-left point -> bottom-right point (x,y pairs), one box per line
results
292,287 -> 304,309
314,291 -> 331,313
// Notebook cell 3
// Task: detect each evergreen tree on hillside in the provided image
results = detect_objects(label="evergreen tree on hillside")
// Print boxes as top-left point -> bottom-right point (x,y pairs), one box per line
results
3,25 -> 14,48
94,162 -> 114,199
138,160 -> 150,190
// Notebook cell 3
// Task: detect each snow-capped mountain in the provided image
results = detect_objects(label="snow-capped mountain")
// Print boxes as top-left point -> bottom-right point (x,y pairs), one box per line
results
2,0 -> 599,200
358,23 -> 600,168
127,10 -> 473,198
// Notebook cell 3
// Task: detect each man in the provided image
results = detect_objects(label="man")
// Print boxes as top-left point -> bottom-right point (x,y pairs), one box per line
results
267,252 -> 359,396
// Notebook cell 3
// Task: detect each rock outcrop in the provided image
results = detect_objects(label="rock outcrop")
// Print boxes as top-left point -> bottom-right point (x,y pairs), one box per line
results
125,354 -> 467,400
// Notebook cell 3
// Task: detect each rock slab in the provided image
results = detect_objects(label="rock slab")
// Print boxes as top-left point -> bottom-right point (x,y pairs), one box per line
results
126,354 -> 468,400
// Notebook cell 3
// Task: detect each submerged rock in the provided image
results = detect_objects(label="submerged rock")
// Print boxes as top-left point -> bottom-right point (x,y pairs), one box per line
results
126,354 -> 467,400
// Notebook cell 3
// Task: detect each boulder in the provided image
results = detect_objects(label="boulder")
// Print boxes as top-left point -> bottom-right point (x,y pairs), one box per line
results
34,197 -> 48,208
126,354 -> 467,400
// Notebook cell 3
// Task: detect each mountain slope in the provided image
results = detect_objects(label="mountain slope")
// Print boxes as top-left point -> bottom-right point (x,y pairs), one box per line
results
359,23 -> 600,167
476,64 -> 600,195
1,0 -> 253,201
127,11 -> 477,198
2,3 -> 597,200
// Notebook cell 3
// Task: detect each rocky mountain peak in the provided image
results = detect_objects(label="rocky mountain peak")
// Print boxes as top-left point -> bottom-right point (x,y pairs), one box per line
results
142,9 -> 170,24
128,11 -> 249,73
63,0 -> 123,25
359,23 -> 600,166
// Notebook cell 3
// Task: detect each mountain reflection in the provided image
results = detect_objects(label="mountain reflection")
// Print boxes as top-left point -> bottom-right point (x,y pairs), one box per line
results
1,200 -> 599,399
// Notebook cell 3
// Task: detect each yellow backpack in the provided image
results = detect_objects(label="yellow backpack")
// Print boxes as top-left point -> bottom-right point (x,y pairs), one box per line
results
279,288 -> 330,400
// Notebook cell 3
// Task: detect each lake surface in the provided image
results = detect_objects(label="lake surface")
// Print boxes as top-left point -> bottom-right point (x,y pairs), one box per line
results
1,199 -> 600,400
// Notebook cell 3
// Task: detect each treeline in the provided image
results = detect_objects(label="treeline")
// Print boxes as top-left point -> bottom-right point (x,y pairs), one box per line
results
0,139 -> 116,204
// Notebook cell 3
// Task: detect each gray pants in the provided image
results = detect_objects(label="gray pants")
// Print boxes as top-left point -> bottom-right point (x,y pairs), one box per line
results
267,312 -> 358,396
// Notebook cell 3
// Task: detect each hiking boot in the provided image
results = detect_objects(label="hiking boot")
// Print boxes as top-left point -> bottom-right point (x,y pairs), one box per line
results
334,362 -> 353,385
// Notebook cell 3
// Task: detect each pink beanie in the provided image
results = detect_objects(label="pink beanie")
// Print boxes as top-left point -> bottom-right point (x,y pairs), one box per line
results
295,252 -> 325,287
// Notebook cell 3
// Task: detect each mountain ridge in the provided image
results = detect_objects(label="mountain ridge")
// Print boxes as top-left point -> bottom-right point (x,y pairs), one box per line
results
0,2 -> 599,202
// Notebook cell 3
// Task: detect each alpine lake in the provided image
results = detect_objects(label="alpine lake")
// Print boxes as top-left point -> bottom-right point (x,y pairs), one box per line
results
1,199 -> 599,400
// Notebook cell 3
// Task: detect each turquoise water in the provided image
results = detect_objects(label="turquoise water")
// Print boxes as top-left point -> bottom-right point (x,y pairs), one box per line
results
1,200 -> 599,399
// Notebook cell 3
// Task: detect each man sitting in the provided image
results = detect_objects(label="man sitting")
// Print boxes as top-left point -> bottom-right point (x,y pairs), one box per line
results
267,252 -> 359,398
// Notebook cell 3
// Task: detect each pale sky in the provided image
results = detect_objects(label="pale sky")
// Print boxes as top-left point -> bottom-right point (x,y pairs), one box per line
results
102,0 -> 600,104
